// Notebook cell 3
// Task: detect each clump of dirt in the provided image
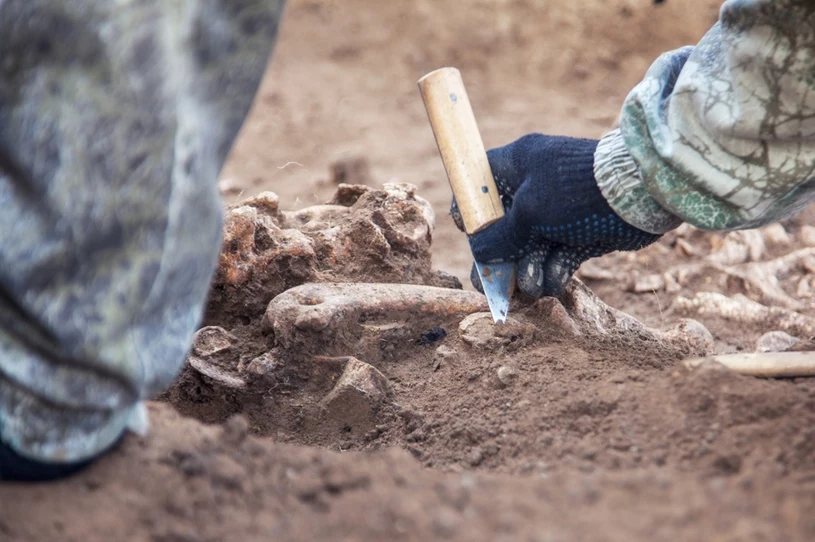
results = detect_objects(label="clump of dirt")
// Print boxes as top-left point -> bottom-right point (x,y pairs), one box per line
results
167,181 -> 463,424
205,182 -> 458,329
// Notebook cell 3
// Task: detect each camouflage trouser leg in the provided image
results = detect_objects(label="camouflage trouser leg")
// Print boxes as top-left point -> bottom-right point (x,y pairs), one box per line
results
0,0 -> 284,463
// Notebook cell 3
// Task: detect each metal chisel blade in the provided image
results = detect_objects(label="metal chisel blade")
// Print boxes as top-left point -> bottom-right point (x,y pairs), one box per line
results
473,259 -> 515,324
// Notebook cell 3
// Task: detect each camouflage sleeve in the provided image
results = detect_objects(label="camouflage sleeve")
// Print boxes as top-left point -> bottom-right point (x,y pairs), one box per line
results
594,0 -> 815,233
0,0 -> 284,463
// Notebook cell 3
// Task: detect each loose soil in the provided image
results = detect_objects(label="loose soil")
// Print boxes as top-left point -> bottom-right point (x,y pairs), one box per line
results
5,1 -> 815,541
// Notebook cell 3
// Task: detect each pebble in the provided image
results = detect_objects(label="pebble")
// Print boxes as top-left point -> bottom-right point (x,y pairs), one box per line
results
459,312 -> 535,351
496,365 -> 518,387
435,345 -> 458,360
192,326 -> 234,357
756,330 -> 801,353
433,345 -> 458,371
469,447 -> 485,467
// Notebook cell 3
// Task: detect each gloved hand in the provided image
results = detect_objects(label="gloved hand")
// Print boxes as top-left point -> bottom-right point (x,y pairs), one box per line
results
452,134 -> 662,298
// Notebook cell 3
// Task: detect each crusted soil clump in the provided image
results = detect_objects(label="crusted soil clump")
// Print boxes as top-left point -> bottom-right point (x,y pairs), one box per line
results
205,182 -> 457,329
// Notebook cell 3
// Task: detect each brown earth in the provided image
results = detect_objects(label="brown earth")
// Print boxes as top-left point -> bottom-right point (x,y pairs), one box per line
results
7,1 -> 815,541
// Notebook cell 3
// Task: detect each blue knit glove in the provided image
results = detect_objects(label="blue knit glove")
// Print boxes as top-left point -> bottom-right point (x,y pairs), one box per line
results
452,134 -> 662,298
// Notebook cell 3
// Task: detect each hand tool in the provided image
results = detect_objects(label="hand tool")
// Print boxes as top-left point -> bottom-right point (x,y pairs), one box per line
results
419,67 -> 515,323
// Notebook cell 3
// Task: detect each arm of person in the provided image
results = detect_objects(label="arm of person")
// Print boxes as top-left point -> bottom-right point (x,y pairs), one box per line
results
596,0 -> 815,234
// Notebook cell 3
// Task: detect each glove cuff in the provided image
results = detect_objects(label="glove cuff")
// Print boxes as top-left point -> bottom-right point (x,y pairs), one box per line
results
594,129 -> 682,234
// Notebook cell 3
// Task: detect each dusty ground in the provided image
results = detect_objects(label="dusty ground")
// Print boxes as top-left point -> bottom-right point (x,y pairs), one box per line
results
7,1 -> 815,541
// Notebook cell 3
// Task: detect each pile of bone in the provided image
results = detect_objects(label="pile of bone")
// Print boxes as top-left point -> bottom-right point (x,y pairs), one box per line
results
579,221 -> 815,352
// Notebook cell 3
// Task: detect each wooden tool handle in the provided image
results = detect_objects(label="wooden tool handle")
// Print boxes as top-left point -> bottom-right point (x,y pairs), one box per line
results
419,67 -> 504,235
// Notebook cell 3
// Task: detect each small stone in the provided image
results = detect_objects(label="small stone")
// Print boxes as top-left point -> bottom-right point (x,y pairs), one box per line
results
242,191 -> 281,217
664,319 -> 714,357
675,238 -> 701,257
433,270 -> 463,290
538,299 -> 581,337
708,230 -> 765,264
321,357 -> 391,434
663,272 -> 682,294
628,273 -> 665,293
496,365 -> 518,387
435,344 -> 457,361
244,352 -> 280,376
217,177 -> 244,196
192,326 -> 234,357
469,447 -> 485,467
756,331 -> 801,353
577,262 -> 614,281
435,345 -> 457,358
459,313 -> 535,351
761,223 -> 791,247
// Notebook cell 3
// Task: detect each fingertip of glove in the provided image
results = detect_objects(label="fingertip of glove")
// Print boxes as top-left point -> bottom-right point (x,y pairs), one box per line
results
517,246 -> 593,299
516,253 -> 548,299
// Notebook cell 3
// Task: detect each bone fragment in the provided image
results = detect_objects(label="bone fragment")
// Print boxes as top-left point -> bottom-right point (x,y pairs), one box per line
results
265,282 -> 488,359
673,292 -> 815,337
684,352 -> 815,378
